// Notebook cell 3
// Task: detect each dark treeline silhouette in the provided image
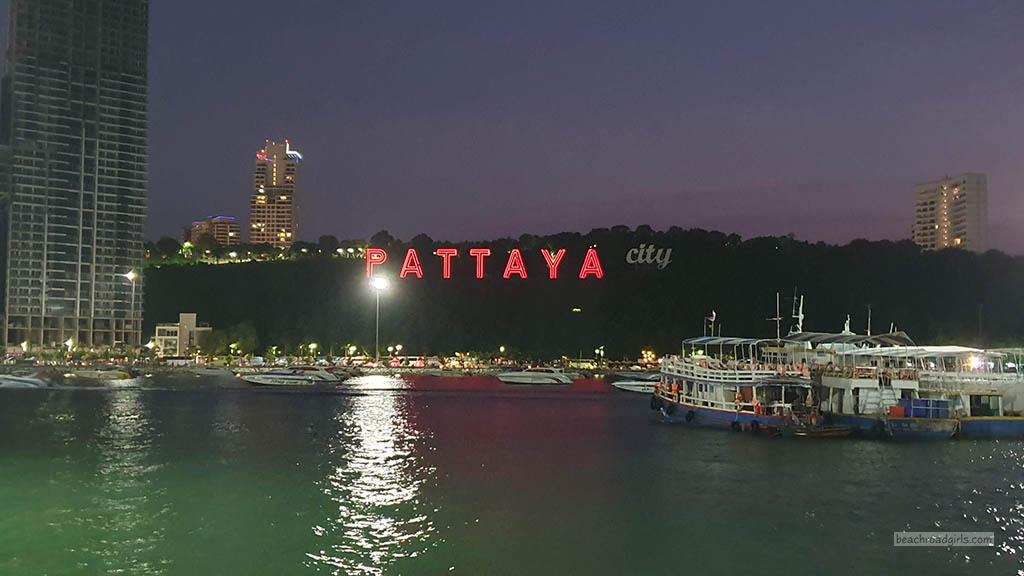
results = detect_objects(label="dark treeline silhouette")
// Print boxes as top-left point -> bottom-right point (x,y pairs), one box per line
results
143,227 -> 1024,359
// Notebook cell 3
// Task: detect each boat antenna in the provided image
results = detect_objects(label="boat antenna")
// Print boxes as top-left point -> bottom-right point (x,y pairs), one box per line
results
767,292 -> 782,341
866,304 -> 872,336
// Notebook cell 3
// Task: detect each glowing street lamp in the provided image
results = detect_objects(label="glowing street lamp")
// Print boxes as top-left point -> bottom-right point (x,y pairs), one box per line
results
395,344 -> 403,353
347,345 -> 357,356
499,345 -> 506,354
370,277 -> 390,362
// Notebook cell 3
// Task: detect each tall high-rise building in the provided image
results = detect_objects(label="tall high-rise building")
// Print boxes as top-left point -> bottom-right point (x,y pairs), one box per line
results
0,0 -> 149,348
912,173 -> 988,253
249,139 -> 301,248
190,215 -> 240,246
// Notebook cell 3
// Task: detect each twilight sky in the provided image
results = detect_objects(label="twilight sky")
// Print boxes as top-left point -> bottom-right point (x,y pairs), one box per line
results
7,1 -> 1024,251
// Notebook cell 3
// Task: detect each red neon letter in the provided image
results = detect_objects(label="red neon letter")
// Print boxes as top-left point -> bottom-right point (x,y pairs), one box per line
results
469,248 -> 491,279
579,248 -> 604,279
436,248 -> 458,279
503,248 -> 528,279
400,248 -> 423,278
541,248 -> 566,279
366,248 -> 388,277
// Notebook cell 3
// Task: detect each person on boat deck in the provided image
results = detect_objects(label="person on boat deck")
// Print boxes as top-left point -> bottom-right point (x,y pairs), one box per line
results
792,393 -> 804,410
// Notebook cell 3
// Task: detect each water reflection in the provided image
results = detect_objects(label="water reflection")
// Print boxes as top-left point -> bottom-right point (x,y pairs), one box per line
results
306,376 -> 437,574
86,390 -> 169,573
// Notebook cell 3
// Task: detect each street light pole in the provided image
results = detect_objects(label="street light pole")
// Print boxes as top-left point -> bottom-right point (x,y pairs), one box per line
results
121,270 -> 139,347
370,276 -> 389,364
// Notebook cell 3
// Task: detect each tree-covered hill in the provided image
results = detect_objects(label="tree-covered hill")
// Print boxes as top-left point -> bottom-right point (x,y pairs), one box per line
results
143,227 -> 1024,358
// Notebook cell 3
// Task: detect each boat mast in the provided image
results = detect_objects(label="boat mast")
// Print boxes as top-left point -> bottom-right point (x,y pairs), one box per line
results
767,292 -> 782,341
789,293 -> 804,334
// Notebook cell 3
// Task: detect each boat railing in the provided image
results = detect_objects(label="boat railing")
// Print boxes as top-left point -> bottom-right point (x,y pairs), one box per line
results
918,370 -> 1021,392
662,359 -> 809,383
654,385 -> 795,417
820,365 -> 918,381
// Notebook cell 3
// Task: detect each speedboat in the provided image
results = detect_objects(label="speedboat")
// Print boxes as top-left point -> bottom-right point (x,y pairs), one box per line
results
496,367 -> 573,385
240,367 -> 342,386
611,380 -> 657,393
0,374 -> 48,388
67,367 -> 133,380
612,370 -> 660,382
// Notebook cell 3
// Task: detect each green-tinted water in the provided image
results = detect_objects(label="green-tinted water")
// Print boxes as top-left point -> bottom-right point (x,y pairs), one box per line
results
1,376 -> 1021,575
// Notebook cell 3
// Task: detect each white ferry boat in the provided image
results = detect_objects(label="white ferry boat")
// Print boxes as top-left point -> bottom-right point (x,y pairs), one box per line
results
820,346 -> 1024,439
240,367 -> 342,386
652,336 -> 816,433
496,367 -> 573,385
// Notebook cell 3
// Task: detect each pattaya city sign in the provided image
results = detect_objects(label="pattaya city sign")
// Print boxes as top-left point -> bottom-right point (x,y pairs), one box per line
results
365,247 -> 605,280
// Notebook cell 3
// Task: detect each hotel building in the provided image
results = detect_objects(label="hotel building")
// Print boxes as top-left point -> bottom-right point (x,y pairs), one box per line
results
152,312 -> 210,357
0,0 -> 149,348
912,173 -> 988,253
249,140 -> 301,248
190,215 -> 240,246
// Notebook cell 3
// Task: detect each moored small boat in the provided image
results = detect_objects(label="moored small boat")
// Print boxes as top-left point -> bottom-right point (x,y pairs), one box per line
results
791,425 -> 852,438
240,367 -> 341,386
0,374 -> 48,388
611,380 -> 657,393
496,367 -> 573,385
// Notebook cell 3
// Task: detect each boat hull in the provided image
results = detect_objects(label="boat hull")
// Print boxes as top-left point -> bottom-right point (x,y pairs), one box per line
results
658,399 -> 790,432
828,413 -> 958,440
885,417 -> 959,440
958,417 -> 1024,439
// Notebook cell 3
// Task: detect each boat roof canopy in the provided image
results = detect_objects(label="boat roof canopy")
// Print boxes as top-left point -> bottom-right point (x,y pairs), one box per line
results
835,345 -> 1000,358
785,331 -> 916,347
682,336 -> 777,347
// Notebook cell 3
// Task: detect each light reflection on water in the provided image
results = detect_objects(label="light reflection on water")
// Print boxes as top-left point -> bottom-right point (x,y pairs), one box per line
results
305,376 -> 437,575
86,389 -> 170,574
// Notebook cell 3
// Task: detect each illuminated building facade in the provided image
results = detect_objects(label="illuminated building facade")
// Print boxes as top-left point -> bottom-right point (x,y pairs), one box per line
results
912,173 -> 988,252
190,215 -> 240,246
249,139 -> 301,248
0,0 -> 148,348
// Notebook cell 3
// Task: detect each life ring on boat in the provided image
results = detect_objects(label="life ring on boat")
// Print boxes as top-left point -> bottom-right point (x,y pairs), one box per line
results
649,395 -> 661,411
685,410 -> 695,422
664,403 -> 677,416
730,421 -> 741,432
749,420 -> 761,432
753,400 -> 764,416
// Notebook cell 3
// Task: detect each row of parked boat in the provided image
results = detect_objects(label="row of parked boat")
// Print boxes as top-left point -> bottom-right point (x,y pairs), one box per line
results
650,323 -> 1024,440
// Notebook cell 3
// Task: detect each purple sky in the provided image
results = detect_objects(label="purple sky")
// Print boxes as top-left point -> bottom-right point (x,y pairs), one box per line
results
6,1 -> 1024,252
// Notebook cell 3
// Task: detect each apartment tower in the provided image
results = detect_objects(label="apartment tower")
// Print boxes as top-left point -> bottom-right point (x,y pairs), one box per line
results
912,173 -> 988,252
0,0 -> 149,348
249,139 -> 301,248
